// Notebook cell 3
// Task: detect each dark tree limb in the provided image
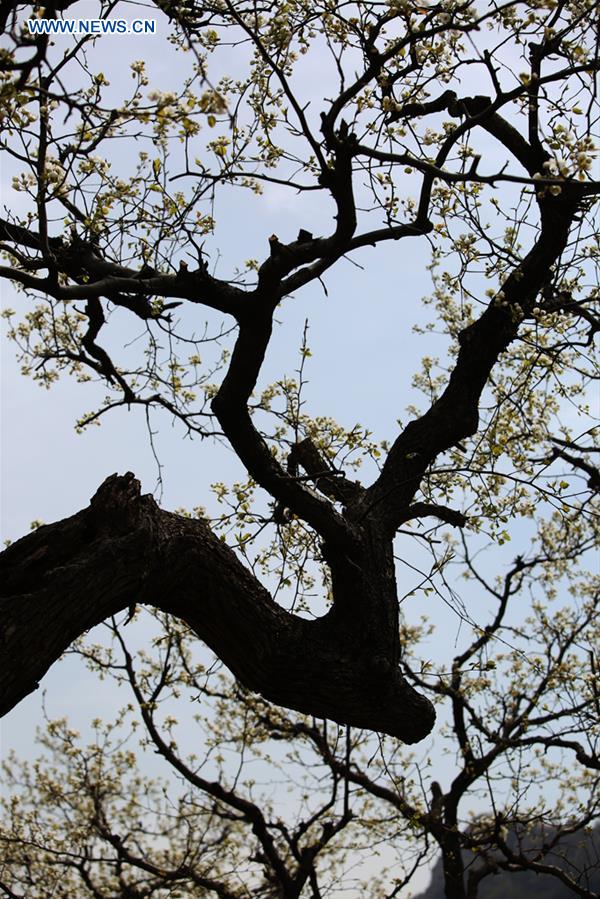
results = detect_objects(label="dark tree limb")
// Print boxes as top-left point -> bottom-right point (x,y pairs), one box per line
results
0,216 -> 246,317
399,503 -> 467,528
545,442 -> 600,491
211,315 -> 358,552
288,437 -> 364,506
363,186 -> 583,534
0,474 -> 435,743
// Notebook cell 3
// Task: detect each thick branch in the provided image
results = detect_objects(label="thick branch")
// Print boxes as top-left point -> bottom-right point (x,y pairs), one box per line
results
211,318 -> 356,549
0,217 -> 246,317
365,188 -> 583,532
288,438 -> 364,505
399,503 -> 467,528
0,474 -> 434,743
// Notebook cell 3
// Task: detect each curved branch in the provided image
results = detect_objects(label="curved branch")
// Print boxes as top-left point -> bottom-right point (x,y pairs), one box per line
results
0,474 -> 434,743
211,316 -> 356,549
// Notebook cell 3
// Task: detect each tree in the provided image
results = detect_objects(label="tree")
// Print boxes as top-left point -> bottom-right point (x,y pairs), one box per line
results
0,0 -> 598,896
420,824 -> 600,898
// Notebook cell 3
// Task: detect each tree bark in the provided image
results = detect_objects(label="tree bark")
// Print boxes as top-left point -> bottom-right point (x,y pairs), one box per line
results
0,473 -> 434,743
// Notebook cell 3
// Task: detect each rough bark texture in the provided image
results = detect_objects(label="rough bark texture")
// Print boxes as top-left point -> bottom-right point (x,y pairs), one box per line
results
0,473 -> 434,743
0,0 -> 591,753
0,186 -> 582,745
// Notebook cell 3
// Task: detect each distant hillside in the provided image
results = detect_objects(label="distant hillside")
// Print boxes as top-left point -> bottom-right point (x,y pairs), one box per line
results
414,824 -> 600,898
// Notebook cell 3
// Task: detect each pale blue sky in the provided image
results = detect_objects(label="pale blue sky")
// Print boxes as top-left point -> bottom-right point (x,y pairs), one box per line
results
1,4 -> 597,895
0,15 -> 453,894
